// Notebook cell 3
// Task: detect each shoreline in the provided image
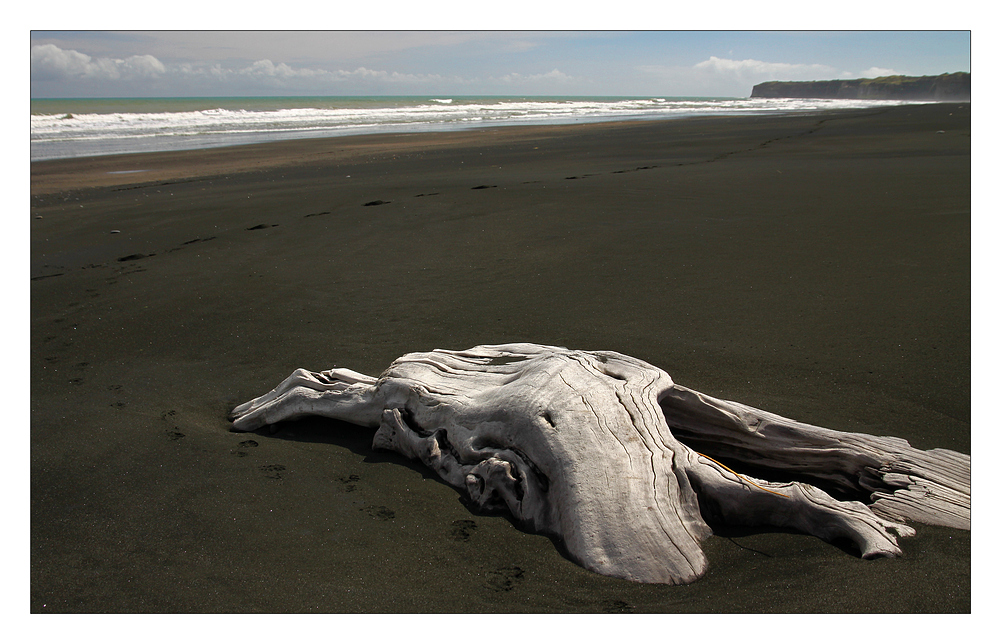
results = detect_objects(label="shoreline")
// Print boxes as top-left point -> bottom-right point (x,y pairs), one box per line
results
31,102 -> 970,612
30,95 -> 961,167
30,118 -> 646,195
30,95 -> 925,165
29,104 -> 927,195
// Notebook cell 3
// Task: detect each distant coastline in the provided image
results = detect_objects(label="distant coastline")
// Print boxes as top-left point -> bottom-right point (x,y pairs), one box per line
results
751,72 -> 970,101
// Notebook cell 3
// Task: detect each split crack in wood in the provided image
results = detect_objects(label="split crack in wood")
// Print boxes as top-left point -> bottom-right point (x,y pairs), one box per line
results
230,343 -> 970,585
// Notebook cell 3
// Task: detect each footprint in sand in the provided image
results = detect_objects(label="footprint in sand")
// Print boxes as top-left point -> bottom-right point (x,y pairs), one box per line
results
108,385 -> 125,408
484,566 -> 525,592
168,237 -> 218,253
449,519 -> 478,542
259,464 -> 286,479
602,600 -> 634,613
338,474 -> 360,492
612,164 -> 659,174
232,439 -> 259,457
158,411 -> 185,440
363,505 -> 395,520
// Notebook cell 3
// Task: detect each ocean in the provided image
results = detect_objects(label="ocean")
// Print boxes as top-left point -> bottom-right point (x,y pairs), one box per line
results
30,95 -> 924,162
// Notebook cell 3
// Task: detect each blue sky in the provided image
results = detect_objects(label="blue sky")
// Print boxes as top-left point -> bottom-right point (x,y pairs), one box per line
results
30,30 -> 972,99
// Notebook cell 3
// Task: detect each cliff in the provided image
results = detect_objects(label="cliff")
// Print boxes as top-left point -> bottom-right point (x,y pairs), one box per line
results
750,72 -> 970,101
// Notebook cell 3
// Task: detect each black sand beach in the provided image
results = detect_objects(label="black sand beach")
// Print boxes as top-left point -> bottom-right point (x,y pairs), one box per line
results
31,103 -> 970,612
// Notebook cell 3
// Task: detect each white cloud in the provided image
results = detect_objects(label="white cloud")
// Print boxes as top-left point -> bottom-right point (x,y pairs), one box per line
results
494,69 -> 573,84
858,66 -> 901,78
31,43 -> 580,96
30,44 -> 92,79
121,55 -> 167,78
31,43 -> 468,94
31,44 -> 165,81
241,59 -> 299,79
692,56 -> 837,81
336,67 -> 453,85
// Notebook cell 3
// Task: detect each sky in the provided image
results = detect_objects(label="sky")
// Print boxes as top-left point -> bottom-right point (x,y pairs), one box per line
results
29,29 -> 971,99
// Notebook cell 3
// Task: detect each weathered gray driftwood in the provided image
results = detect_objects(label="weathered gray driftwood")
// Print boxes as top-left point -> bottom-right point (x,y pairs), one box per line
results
230,343 -> 970,585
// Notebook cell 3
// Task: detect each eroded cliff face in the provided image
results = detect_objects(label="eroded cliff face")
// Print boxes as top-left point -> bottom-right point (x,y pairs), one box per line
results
751,73 -> 970,101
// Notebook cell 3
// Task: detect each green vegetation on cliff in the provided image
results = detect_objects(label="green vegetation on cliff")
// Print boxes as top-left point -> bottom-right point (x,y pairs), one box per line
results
751,72 -> 970,101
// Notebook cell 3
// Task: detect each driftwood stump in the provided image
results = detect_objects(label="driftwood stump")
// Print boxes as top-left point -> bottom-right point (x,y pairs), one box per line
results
230,343 -> 970,585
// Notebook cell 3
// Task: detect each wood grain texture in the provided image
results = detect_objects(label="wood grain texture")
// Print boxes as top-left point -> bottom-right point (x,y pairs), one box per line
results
232,344 -> 969,585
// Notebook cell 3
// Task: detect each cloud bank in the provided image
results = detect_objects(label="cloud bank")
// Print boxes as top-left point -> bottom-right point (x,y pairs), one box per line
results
31,44 -> 166,82
31,43 -> 912,98
30,43 -> 578,97
692,55 -> 838,80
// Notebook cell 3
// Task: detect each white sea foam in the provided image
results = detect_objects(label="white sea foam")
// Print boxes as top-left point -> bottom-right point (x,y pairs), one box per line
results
30,96 -> 929,161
